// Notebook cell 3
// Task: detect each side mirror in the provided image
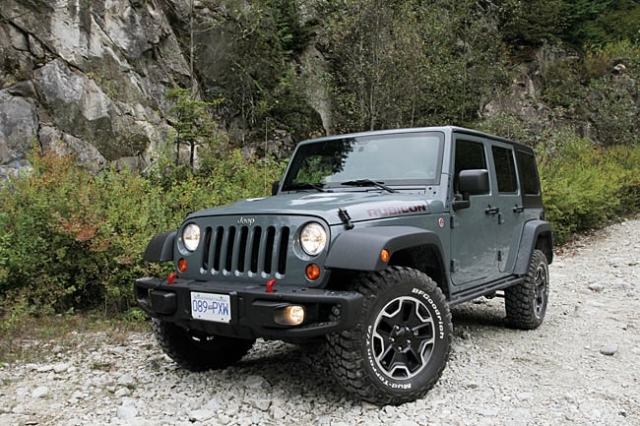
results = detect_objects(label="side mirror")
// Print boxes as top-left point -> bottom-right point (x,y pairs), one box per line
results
271,181 -> 280,196
459,169 -> 490,195
453,169 -> 489,211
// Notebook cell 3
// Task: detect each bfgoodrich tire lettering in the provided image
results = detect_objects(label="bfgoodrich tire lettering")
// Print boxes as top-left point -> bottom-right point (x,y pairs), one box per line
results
505,249 -> 549,329
152,319 -> 255,371
326,266 -> 452,405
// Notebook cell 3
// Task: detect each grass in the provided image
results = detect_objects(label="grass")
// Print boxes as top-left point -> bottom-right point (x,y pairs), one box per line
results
0,312 -> 149,365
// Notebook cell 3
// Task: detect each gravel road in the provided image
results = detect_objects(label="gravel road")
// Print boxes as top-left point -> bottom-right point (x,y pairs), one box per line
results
1,218 -> 639,426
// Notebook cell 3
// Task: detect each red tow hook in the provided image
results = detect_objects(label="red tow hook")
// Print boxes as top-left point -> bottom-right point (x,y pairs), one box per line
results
167,272 -> 178,285
266,279 -> 277,293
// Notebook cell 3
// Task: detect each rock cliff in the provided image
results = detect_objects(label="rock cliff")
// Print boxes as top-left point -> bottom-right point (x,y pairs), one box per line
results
0,0 -> 192,178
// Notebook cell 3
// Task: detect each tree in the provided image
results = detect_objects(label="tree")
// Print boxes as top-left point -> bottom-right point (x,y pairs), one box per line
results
165,88 -> 218,168
495,0 -> 568,47
564,0 -> 640,48
192,0 -> 320,142
313,0 -> 510,132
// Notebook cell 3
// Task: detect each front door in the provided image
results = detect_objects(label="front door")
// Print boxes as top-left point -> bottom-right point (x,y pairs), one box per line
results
450,135 -> 497,287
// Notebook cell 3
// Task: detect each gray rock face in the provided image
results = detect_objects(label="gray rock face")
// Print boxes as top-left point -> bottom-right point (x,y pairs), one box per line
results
0,0 -> 190,175
0,90 -> 38,166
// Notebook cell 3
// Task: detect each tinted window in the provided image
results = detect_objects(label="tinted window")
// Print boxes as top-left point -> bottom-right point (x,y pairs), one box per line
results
516,150 -> 540,195
492,146 -> 518,193
454,139 -> 487,192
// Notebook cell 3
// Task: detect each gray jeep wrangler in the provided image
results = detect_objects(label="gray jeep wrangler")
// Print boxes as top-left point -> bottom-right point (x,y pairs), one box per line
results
135,126 -> 552,405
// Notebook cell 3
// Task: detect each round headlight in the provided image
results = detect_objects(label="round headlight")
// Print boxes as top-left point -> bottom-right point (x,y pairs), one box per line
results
182,223 -> 201,252
300,222 -> 327,256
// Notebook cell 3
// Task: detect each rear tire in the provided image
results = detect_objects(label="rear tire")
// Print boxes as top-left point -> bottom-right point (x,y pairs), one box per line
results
152,319 -> 255,371
326,266 -> 452,406
505,249 -> 549,329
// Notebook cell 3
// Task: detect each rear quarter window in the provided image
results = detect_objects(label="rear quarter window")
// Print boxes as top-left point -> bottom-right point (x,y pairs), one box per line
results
516,150 -> 540,195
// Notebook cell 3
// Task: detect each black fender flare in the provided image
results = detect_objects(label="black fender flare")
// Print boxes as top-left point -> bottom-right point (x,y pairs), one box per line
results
143,231 -> 176,262
514,220 -> 553,275
325,226 -> 446,272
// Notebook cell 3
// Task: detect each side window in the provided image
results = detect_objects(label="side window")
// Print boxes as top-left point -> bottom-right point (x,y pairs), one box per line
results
492,145 -> 518,193
454,139 -> 487,192
516,150 -> 541,195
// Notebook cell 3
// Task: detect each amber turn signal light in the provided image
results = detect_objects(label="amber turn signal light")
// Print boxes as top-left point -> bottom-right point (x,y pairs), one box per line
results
177,258 -> 188,272
306,264 -> 321,281
380,249 -> 390,263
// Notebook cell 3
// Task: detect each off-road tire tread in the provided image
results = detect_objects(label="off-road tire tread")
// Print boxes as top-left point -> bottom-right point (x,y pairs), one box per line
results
505,249 -> 549,330
326,266 -> 452,406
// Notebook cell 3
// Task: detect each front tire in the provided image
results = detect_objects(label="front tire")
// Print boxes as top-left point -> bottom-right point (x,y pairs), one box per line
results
505,249 -> 549,329
326,266 -> 452,406
152,319 -> 255,371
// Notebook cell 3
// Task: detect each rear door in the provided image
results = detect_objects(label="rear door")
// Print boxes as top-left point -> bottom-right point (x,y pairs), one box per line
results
488,141 -> 524,273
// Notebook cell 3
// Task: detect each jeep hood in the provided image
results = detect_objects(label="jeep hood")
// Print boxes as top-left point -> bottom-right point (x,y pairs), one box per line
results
187,192 -> 444,225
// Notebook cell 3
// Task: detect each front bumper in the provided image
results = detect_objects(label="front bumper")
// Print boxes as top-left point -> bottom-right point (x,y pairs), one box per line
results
134,277 -> 364,340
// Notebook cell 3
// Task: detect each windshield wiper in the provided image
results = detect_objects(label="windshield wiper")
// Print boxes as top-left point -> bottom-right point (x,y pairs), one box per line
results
340,179 -> 398,193
286,183 -> 329,192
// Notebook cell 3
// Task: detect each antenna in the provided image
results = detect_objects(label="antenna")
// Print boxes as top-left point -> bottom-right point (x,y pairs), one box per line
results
264,118 -> 268,196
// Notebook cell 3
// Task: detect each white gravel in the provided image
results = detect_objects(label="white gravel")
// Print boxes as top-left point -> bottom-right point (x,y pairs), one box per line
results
1,218 -> 639,426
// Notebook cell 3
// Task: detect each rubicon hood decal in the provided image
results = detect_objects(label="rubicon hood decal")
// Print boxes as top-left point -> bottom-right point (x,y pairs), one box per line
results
367,204 -> 427,218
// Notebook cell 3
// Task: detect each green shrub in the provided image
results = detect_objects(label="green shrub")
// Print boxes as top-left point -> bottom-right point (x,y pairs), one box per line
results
0,147 -> 286,317
538,137 -> 640,244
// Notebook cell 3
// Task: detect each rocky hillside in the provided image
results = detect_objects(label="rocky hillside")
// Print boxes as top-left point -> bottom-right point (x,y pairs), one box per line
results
0,0 -> 192,178
2,0 -> 639,179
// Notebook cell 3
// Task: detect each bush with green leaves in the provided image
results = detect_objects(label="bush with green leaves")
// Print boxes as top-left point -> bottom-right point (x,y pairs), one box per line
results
0,147 -> 286,317
538,136 -> 640,244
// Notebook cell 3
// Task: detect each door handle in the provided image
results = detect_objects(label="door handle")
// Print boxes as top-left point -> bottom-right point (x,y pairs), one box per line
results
485,205 -> 500,215
513,204 -> 525,213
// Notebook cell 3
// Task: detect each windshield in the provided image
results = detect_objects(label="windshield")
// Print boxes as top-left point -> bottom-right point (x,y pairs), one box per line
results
282,131 -> 444,191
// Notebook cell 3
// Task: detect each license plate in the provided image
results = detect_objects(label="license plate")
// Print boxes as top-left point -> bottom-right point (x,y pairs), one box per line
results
190,292 -> 231,323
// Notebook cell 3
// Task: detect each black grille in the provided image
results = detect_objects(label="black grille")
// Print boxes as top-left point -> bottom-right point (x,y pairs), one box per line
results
202,225 -> 290,277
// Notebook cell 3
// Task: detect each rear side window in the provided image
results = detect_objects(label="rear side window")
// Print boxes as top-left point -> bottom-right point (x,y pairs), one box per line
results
516,150 -> 540,195
492,146 -> 518,193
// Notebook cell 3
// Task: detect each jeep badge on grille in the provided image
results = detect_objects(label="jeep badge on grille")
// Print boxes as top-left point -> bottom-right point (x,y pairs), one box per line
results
237,217 -> 255,226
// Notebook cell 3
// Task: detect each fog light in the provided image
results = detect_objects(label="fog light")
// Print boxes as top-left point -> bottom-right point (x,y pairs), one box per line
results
274,305 -> 305,326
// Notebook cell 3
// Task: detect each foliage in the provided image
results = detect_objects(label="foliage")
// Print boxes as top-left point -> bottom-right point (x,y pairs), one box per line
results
0,150 -> 168,315
315,0 -> 510,132
496,0 -> 568,47
193,0 -> 322,141
165,87 -> 220,167
538,136 -> 640,244
0,146 -> 286,318
539,40 -> 640,146
565,0 -> 640,48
